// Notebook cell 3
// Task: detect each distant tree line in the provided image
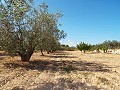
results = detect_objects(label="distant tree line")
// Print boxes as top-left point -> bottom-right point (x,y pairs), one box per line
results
60,44 -> 77,51
77,40 -> 120,53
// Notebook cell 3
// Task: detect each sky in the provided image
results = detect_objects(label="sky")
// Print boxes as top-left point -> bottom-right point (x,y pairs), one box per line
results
34,0 -> 120,46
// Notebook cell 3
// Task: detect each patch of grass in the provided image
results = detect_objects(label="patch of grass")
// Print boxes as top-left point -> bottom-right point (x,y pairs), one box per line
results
82,72 -> 94,77
61,65 -> 76,73
12,86 -> 25,90
97,77 -> 110,85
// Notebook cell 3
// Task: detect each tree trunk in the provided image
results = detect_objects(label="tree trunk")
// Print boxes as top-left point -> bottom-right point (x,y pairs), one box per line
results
18,50 -> 34,62
20,54 -> 32,62
97,49 -> 100,53
41,50 -> 44,56
83,50 -> 86,53
47,51 -> 50,54
51,50 -> 54,53
103,50 -> 105,53
114,49 -> 116,54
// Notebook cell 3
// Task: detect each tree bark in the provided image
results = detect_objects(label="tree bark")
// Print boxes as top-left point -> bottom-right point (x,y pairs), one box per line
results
103,50 -> 105,53
40,50 -> 44,56
20,54 -> 31,62
18,50 -> 34,62
83,50 -> 86,53
47,51 -> 50,54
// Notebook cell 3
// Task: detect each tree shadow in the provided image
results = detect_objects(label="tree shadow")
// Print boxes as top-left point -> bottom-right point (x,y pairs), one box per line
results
0,51 -> 9,60
0,52 -> 7,60
4,59 -> 110,73
52,51 -> 70,55
45,55 -> 77,58
31,78 -> 102,90
12,86 -> 25,90
0,51 -> 8,56
0,53 -> 5,56
11,78 -> 103,90
0,57 -> 5,60
3,51 -> 110,90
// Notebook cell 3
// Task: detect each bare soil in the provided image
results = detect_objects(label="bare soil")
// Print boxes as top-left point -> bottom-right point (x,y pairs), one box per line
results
0,51 -> 120,90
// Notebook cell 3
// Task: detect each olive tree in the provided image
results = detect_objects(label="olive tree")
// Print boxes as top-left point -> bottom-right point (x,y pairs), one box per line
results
0,1 -> 66,61
77,42 -> 91,53
35,2 -> 66,55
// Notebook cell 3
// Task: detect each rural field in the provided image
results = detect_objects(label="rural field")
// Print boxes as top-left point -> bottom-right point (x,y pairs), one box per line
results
1,0 -> 120,90
0,51 -> 120,90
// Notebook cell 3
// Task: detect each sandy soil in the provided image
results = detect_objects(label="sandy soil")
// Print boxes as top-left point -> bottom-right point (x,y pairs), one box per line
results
0,51 -> 120,90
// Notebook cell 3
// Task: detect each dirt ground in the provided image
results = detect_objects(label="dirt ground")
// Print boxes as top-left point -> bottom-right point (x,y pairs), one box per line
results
0,51 -> 120,90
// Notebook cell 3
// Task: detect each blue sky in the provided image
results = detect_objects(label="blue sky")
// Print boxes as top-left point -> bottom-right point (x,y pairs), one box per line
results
34,0 -> 120,46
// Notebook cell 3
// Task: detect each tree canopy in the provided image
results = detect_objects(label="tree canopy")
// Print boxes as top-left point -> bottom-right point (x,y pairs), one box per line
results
77,40 -> 120,53
0,0 -> 66,61
77,42 -> 91,53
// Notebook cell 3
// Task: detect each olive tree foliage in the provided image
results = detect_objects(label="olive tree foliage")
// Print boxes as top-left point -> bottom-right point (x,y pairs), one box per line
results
100,41 -> 109,53
77,42 -> 91,53
106,40 -> 120,49
90,40 -> 120,53
0,0 -> 35,60
101,40 -> 120,53
35,3 -> 66,55
0,0 -> 66,61
90,43 -> 108,53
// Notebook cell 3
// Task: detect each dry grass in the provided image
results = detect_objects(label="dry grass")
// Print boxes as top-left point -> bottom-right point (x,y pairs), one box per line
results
0,51 -> 120,90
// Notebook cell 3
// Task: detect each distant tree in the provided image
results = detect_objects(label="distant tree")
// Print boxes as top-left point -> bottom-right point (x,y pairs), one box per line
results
100,43 -> 109,53
60,44 -> 76,51
103,40 -> 120,53
60,44 -> 69,51
77,42 -> 91,53
65,45 -> 69,48
92,44 -> 101,53
109,40 -> 120,49
91,43 -> 108,53
91,40 -> 120,53
90,45 -> 96,52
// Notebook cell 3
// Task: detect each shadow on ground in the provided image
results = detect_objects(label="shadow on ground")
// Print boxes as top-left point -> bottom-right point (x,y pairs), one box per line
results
52,51 -> 70,55
0,51 -> 9,56
12,78 -> 102,90
45,55 -> 77,58
0,52 -> 6,56
32,78 -> 102,90
4,59 -> 110,73
0,51 -> 11,60
3,52 -> 109,90
0,57 -> 5,60
0,52 -> 7,60
3,51 -> 110,72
